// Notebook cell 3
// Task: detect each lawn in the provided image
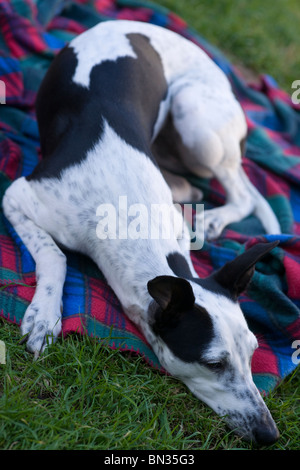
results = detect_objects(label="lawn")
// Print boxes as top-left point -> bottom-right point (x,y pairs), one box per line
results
1,0 -> 300,451
156,0 -> 300,92
1,318 -> 299,450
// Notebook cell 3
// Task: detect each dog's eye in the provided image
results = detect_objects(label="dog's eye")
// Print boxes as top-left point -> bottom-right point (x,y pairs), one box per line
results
204,360 -> 226,372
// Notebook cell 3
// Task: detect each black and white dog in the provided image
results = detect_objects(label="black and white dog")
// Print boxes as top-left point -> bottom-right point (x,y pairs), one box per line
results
3,21 -> 281,445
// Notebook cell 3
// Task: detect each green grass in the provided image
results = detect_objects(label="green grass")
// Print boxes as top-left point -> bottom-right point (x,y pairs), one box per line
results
1,0 -> 300,451
1,319 -> 300,450
156,0 -> 300,92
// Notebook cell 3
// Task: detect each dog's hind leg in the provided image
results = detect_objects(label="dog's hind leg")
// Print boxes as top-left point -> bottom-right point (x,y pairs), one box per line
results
238,166 -> 281,234
169,83 -> 281,239
191,157 -> 281,238
202,163 -> 281,239
2,177 -> 67,358
160,168 -> 203,204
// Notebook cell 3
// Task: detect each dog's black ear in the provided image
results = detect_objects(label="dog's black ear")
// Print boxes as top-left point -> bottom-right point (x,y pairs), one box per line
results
147,275 -> 195,311
213,241 -> 279,298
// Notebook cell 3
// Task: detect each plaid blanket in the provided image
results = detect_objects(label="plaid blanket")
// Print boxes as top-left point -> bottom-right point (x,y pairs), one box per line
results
1,0 -> 300,395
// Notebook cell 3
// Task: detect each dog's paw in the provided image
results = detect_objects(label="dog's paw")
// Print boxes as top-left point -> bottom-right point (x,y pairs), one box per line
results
204,211 -> 225,240
20,300 -> 62,359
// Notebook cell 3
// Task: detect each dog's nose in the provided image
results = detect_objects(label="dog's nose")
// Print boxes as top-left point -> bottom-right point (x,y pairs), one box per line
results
253,423 -> 280,446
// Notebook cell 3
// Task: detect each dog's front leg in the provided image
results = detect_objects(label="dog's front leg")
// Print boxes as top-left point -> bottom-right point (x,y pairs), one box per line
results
2,178 -> 67,358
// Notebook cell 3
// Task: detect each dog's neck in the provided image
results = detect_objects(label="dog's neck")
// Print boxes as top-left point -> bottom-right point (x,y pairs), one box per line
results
111,248 -> 176,311
104,245 -> 182,337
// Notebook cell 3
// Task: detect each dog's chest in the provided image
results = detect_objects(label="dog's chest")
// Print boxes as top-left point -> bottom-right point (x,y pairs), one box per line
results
29,122 -> 173,252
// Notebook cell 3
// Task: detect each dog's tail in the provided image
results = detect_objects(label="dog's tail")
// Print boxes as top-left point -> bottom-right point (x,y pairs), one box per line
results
239,167 -> 281,234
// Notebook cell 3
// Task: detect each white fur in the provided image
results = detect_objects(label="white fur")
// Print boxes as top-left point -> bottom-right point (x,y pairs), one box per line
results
3,122 -> 184,332
71,20 -> 229,87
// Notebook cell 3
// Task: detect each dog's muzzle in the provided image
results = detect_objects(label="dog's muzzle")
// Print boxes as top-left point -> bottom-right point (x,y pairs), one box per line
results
252,413 -> 280,446
228,408 -> 280,446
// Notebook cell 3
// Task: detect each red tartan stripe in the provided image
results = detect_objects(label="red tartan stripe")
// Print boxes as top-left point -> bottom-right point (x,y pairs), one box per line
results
0,235 -> 18,273
1,22 -> 24,58
252,339 -> 280,376
191,251 -> 214,277
265,170 -> 290,198
116,8 -> 151,22
168,11 -> 188,31
95,0 -> 117,11
0,279 -> 35,303
88,277 -> 143,338
2,71 -> 23,98
0,139 -> 23,180
294,223 -> 300,235
283,255 -> 300,299
0,122 -> 14,133
47,17 -> 86,35
285,145 -> 300,157
267,85 -> 297,107
286,316 -> 300,339
15,23 -> 48,56
244,158 -> 287,198
1,12 -> 47,59
61,315 -> 86,336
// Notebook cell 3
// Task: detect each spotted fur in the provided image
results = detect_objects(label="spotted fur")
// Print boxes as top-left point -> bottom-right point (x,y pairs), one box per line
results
2,20 -> 280,445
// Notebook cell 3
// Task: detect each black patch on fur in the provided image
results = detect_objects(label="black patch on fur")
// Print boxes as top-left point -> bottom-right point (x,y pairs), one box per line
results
148,272 -> 214,363
167,251 -> 235,301
153,303 -> 214,363
193,276 -> 236,301
167,252 -> 194,279
28,33 -> 168,181
212,241 -> 279,298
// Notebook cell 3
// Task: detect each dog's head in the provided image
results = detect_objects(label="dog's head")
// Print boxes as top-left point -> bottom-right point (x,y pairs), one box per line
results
147,241 -> 280,445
